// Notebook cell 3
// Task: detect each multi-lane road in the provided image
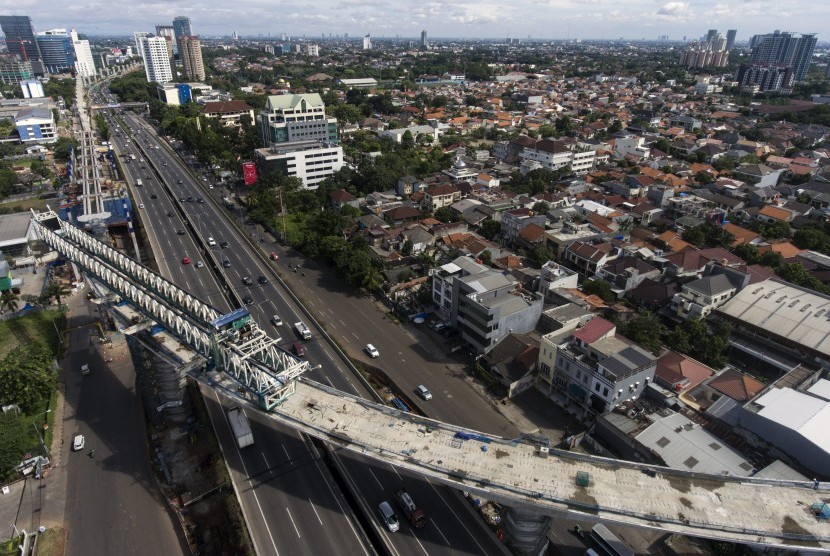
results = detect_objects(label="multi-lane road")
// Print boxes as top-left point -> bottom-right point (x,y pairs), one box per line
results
79,101 -> 516,555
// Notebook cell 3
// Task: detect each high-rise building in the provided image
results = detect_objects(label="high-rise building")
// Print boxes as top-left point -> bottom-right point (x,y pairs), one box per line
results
748,31 -> 817,81
70,30 -> 96,78
259,93 -> 339,147
172,15 -> 192,59
706,29 -> 718,42
363,34 -> 371,50
36,29 -> 75,73
726,29 -> 737,50
0,15 -> 45,75
139,36 -> 173,83
155,25 -> 176,70
421,30 -> 428,49
0,16 -> 41,63
679,31 -> 729,69
133,32 -> 150,58
0,54 -> 34,84
179,36 -> 205,81
306,44 -> 319,57
738,63 -> 793,93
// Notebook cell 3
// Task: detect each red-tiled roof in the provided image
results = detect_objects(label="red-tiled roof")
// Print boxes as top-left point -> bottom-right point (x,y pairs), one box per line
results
707,368 -> 765,401
572,317 -> 616,344
203,100 -> 252,115
655,351 -> 715,391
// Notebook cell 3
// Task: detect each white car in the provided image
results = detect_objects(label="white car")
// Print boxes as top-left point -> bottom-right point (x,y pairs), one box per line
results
271,315 -> 283,326
138,203 -> 145,209
365,344 -> 379,358
207,237 -> 217,246
81,363 -> 91,376
73,434 -> 85,451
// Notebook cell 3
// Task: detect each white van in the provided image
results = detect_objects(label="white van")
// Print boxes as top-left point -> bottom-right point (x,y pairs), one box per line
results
81,363 -> 91,376
417,385 -> 432,401
378,501 -> 400,532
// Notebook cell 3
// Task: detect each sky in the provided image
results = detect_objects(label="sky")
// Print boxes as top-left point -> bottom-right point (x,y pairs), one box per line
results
1,0 -> 826,42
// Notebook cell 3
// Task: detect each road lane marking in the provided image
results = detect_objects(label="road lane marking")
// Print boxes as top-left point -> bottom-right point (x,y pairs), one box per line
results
428,480 -> 488,554
413,534 -> 429,555
368,468 -> 384,491
262,452 -> 271,471
430,519 -> 450,545
282,444 -> 291,462
285,507 -> 301,538
308,498 -> 323,525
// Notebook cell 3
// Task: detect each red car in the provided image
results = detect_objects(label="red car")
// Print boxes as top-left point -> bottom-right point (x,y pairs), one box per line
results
182,257 -> 191,265
269,252 -> 279,261
292,342 -> 306,357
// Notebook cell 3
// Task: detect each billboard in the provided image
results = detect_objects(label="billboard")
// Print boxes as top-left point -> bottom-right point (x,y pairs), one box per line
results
242,161 -> 257,186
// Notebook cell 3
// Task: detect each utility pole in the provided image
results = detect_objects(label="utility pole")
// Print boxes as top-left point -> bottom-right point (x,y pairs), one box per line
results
278,187 -> 287,243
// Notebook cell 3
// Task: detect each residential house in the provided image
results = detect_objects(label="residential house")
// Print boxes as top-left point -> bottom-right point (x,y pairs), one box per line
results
383,205 -> 422,226
422,184 -> 461,212
202,100 -> 255,126
563,241 -> 618,276
627,278 -> 681,312
670,263 -> 751,320
452,269 -> 544,353
537,261 -> 579,303
480,333 -> 540,398
595,256 -> 660,294
330,188 -> 359,210
537,317 -> 657,417
431,256 -> 489,316
654,351 -> 717,393
733,163 -> 784,188
501,208 -> 547,245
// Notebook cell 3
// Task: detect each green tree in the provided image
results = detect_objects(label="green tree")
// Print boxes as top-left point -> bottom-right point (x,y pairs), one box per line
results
733,243 -> 760,265
400,130 -> 415,150
479,250 -> 493,266
45,282 -> 70,308
434,206 -> 454,223
0,342 -> 56,414
528,244 -> 554,268
479,219 -> 502,241
0,412 -> 30,478
666,318 -> 730,368
617,311 -> 664,355
0,291 -> 18,314
582,279 -> 615,303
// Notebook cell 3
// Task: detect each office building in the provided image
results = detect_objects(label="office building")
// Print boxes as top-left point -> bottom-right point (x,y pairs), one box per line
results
0,55 -> 34,84
748,31 -> 817,81
172,15 -> 192,58
0,16 -> 41,63
157,83 -> 192,105
259,93 -> 339,147
307,44 -> 319,57
363,34 -> 371,50
726,29 -> 737,50
421,29 -> 428,49
36,29 -> 74,73
15,107 -> 57,143
179,36 -> 205,81
139,36 -> 173,83
253,140 -> 343,189
70,30 -> 96,78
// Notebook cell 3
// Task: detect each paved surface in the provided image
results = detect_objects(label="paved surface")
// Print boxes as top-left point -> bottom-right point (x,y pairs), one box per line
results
216,374 -> 830,552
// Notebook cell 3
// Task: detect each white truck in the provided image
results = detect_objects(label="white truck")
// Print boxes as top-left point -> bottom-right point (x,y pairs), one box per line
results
227,407 -> 254,449
294,321 -> 312,340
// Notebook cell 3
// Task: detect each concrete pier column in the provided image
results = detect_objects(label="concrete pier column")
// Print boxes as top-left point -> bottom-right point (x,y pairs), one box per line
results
502,505 -> 551,556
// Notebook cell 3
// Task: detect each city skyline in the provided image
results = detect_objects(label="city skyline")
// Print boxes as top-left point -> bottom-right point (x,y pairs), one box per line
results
0,2 -> 825,42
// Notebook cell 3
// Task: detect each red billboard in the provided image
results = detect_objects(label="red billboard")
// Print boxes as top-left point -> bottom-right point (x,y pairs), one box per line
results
242,161 -> 257,186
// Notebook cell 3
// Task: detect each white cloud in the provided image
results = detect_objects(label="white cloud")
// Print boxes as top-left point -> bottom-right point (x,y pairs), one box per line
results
657,2 -> 689,16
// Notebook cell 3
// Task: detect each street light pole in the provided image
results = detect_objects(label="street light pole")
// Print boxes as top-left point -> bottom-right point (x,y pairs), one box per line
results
32,409 -> 52,457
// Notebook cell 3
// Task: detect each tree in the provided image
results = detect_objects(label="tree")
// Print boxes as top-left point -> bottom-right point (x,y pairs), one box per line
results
0,342 -> 56,414
0,291 -> 18,314
479,250 -> 492,266
733,243 -> 760,265
0,412 -> 30,479
694,171 -> 715,184
45,282 -> 70,308
479,219 -> 502,241
528,244 -> 554,268
400,130 -> 415,150
665,318 -> 730,368
582,279 -> 615,303
617,311 -> 664,355
434,206 -> 454,223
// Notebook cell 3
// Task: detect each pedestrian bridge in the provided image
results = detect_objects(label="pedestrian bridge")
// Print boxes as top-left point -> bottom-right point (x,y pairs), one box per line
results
33,209 -> 830,551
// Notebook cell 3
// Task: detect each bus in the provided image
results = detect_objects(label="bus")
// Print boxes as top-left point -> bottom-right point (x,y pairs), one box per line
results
590,524 -> 635,556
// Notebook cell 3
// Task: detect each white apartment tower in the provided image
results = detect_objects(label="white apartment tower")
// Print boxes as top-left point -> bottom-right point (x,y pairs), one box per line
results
140,36 -> 173,83
133,32 -> 150,58
363,34 -> 371,50
70,30 -> 96,78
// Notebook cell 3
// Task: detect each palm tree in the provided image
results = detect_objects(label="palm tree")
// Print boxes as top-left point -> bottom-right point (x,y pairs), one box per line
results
0,290 -> 19,314
46,282 -> 71,308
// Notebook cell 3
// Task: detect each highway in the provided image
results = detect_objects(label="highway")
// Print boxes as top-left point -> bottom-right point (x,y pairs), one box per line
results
107,112 -> 374,555
106,108 -> 512,555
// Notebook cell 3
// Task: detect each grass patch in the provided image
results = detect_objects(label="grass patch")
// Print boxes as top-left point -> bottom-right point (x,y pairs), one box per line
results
34,526 -> 67,556
0,537 -> 19,556
0,196 -> 49,213
0,310 -> 65,359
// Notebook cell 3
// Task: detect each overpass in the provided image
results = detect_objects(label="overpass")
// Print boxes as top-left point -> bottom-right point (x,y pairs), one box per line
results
32,208 -> 830,553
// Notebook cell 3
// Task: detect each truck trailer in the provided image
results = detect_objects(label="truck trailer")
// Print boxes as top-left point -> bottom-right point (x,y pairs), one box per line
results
395,488 -> 427,528
294,321 -> 312,340
227,406 -> 254,449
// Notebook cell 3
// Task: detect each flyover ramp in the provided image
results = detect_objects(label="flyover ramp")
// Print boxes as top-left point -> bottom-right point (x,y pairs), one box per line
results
235,375 -> 830,553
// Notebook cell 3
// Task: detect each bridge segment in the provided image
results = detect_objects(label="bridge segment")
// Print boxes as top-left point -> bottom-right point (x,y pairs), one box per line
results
32,209 -> 830,551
